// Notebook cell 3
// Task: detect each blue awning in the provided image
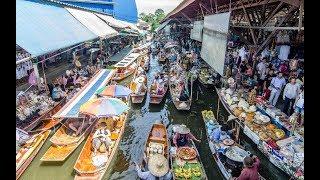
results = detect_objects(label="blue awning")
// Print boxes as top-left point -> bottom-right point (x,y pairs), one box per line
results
16,0 -> 98,57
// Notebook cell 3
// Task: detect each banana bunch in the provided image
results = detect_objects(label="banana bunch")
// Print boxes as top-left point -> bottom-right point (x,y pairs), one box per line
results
202,110 -> 215,120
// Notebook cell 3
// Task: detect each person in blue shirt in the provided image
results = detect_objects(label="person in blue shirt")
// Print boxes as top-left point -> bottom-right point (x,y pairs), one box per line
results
210,123 -> 235,143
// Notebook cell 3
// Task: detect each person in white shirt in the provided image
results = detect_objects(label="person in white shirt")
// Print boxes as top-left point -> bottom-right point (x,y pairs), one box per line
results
282,78 -> 300,115
294,88 -> 304,115
268,72 -> 286,106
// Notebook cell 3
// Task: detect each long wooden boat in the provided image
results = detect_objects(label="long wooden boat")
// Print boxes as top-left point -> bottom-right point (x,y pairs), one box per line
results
130,76 -> 148,104
16,130 -> 51,179
170,125 -> 208,180
19,97 -> 66,132
73,113 -> 127,180
150,79 -> 169,104
28,117 -> 64,134
40,118 -> 96,162
169,82 -> 191,111
201,110 -> 265,180
140,122 -> 170,174
112,53 -> 140,82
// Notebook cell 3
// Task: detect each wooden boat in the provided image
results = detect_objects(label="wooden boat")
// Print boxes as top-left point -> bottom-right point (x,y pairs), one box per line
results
150,79 -> 169,104
201,110 -> 265,180
73,113 -> 127,180
40,118 -> 96,162
112,53 -> 140,81
169,81 -> 191,111
140,122 -> 170,174
16,130 -> 51,179
130,75 -> 148,104
170,125 -> 208,180
19,97 -> 66,132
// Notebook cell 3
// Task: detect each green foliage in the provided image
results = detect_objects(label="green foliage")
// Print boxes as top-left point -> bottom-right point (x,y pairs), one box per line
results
139,9 -> 166,32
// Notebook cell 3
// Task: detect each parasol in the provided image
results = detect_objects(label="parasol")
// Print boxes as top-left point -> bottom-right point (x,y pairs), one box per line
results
97,85 -> 132,97
79,97 -> 129,117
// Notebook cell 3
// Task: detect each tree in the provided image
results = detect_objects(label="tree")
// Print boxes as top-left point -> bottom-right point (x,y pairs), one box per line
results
155,9 -> 165,16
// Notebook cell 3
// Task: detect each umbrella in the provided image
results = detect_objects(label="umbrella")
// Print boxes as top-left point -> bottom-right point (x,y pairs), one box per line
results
97,85 -> 132,97
79,97 -> 129,117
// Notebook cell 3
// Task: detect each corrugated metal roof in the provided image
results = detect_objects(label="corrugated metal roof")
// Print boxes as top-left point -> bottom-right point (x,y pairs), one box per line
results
16,0 -> 97,57
66,7 -> 118,38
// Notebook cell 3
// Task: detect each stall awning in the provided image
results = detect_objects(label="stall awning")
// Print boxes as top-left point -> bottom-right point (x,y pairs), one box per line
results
16,0 -> 97,57
114,53 -> 140,68
95,13 -> 128,29
155,19 -> 171,32
66,7 -> 118,38
53,69 -> 115,118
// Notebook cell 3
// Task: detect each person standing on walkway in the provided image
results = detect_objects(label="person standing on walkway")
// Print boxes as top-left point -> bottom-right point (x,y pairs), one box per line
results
268,72 -> 286,106
282,78 -> 300,115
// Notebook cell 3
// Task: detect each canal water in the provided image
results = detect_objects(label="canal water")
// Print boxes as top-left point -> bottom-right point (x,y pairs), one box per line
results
21,50 -> 289,180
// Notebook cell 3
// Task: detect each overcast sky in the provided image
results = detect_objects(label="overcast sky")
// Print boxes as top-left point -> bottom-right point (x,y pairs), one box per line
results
135,0 -> 183,15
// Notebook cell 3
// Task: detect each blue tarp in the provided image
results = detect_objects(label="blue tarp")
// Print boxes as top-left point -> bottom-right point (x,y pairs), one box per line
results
113,0 -> 137,23
56,0 -> 114,15
16,0 -> 98,56
55,0 -> 138,23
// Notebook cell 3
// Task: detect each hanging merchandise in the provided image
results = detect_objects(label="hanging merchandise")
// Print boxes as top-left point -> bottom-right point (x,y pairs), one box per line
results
16,60 -> 33,80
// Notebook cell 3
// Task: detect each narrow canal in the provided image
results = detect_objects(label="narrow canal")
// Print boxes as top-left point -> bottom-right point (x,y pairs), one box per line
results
21,46 -> 289,180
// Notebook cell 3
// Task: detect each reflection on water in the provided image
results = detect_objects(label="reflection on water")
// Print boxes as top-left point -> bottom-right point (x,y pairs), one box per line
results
21,52 -> 289,180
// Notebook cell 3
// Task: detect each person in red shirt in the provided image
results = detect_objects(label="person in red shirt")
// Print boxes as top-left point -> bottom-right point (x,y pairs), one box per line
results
235,155 -> 260,180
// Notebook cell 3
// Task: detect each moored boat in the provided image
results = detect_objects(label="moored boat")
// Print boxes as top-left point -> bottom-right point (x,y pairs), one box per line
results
169,80 -> 191,111
16,130 -> 51,179
139,122 -> 170,172
112,53 -> 140,81
150,75 -> 169,104
201,110 -> 265,180
73,113 -> 127,180
40,117 -> 96,162
130,73 -> 147,104
170,125 -> 208,180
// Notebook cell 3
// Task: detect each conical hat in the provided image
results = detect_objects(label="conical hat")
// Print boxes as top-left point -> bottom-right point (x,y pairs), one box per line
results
175,124 -> 190,134
148,154 -> 169,177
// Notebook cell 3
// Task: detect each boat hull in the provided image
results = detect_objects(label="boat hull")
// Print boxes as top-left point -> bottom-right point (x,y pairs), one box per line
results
16,130 -> 51,179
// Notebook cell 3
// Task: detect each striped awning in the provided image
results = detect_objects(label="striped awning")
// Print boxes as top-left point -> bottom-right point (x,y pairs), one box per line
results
66,7 -> 118,38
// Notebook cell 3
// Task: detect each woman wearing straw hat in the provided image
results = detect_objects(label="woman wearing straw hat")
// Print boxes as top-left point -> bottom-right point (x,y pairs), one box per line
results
233,155 -> 260,180
173,124 -> 201,148
135,154 -> 172,180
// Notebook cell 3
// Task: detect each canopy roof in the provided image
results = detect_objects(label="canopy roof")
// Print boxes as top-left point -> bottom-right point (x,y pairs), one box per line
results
66,7 -> 118,38
155,19 -> 171,32
53,69 -> 115,118
114,53 -> 140,68
16,0 -> 97,57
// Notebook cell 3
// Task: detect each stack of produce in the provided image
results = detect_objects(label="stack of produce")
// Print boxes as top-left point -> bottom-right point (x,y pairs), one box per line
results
173,162 -> 203,179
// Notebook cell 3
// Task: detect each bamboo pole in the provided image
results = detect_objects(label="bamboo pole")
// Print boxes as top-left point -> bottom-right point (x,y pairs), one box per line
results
216,97 -> 220,122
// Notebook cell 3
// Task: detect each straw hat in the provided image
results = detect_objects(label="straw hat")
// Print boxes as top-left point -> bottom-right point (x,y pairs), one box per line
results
148,154 -> 169,177
176,124 -> 190,134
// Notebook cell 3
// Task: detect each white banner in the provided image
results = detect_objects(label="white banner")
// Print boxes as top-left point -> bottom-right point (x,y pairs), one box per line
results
200,12 -> 231,75
190,20 -> 203,42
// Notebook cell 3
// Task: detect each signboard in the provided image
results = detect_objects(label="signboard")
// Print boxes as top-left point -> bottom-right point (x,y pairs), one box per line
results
201,12 -> 231,75
190,20 -> 203,42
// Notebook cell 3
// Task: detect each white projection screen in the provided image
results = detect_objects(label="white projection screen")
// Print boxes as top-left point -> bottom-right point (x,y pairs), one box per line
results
201,12 -> 231,75
190,20 -> 203,42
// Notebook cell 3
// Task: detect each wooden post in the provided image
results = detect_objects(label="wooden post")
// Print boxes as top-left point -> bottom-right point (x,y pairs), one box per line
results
298,1 -> 303,32
216,97 -> 220,122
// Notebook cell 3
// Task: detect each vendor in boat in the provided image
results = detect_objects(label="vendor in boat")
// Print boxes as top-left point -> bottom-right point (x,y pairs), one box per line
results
233,155 -> 260,180
135,154 -> 172,180
210,123 -> 235,143
92,121 -> 112,155
173,124 -> 201,148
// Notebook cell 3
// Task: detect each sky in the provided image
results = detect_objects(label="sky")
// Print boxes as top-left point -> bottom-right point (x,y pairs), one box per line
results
135,0 -> 183,15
